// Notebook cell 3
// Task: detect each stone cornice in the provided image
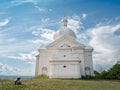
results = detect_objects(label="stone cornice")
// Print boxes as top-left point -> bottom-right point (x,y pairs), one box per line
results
49,60 -> 81,62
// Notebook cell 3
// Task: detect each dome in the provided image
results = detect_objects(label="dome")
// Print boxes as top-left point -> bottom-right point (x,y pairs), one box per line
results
53,18 -> 77,40
54,27 -> 77,40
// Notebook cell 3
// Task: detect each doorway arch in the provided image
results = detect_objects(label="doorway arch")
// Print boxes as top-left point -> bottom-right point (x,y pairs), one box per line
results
42,67 -> 47,75
85,67 -> 91,76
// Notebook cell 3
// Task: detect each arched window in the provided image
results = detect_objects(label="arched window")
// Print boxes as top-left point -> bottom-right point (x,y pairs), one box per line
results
42,67 -> 47,75
85,67 -> 91,76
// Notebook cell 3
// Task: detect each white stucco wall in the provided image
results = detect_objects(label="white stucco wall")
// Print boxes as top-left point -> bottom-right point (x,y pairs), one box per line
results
84,49 -> 94,76
35,55 -> 39,76
35,36 -> 94,78
49,61 -> 81,78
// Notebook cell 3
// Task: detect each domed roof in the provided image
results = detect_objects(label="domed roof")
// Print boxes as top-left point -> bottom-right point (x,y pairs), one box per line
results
53,18 -> 77,40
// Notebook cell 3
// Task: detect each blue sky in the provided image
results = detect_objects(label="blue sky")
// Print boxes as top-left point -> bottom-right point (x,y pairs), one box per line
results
0,0 -> 120,76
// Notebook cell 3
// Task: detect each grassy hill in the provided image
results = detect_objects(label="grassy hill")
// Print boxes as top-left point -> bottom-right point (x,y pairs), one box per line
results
0,77 -> 120,90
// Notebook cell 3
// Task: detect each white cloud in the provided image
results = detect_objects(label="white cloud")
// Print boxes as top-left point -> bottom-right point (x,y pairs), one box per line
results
81,13 -> 87,19
0,62 -> 34,75
67,15 -> 83,33
41,29 -> 55,41
10,0 -> 51,12
29,39 -> 50,47
32,27 -> 55,41
34,4 -> 45,12
0,62 -> 21,73
10,0 -> 38,6
6,51 -> 38,61
33,1 -> 52,12
74,21 -> 120,71
29,39 -> 45,44
41,18 -> 50,23
85,23 -> 120,69
0,40 -> 37,54
68,19 -> 80,32
0,19 -> 9,27
26,61 -> 35,65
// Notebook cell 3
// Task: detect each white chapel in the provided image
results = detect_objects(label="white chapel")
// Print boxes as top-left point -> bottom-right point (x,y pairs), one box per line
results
35,18 -> 94,78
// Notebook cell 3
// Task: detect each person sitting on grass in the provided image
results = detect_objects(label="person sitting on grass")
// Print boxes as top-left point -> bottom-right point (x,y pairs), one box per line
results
14,77 -> 22,85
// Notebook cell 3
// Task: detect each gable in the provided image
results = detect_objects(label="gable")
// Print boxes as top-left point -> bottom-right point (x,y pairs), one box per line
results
46,35 -> 85,49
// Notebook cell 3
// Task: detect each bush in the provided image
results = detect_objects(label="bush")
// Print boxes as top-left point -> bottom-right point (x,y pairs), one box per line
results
94,64 -> 120,80
81,76 -> 95,80
107,64 -> 120,80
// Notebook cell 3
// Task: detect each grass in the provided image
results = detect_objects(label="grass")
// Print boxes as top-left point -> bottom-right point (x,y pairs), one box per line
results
0,77 -> 120,90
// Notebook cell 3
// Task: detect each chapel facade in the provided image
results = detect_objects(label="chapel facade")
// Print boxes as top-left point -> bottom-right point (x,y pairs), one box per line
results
35,18 -> 94,78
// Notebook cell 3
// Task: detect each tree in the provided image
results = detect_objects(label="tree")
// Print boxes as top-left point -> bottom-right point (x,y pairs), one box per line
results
94,63 -> 120,80
94,70 -> 100,79
94,70 -> 100,76
100,70 -> 108,79
107,64 -> 120,80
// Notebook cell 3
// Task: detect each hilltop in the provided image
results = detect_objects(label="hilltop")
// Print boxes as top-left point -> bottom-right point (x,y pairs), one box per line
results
0,77 -> 120,90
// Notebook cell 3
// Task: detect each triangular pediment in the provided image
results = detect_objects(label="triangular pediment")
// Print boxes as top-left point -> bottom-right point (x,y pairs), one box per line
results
46,35 -> 85,49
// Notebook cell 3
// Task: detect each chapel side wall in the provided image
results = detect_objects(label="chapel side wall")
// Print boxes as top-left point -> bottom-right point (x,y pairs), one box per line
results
38,49 -> 49,76
80,49 -> 85,76
84,50 -> 94,76
35,55 -> 39,76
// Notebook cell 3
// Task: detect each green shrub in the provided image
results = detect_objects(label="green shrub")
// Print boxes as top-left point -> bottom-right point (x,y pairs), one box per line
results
94,64 -> 120,80
81,76 -> 95,80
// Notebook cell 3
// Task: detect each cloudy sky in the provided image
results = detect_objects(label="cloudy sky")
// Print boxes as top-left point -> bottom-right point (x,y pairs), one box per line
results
0,0 -> 120,76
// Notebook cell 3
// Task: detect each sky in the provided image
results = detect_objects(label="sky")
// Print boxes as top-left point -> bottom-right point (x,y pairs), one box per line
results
0,0 -> 120,76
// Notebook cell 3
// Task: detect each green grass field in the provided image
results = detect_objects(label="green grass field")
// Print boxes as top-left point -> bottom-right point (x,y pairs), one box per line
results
0,78 -> 120,90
